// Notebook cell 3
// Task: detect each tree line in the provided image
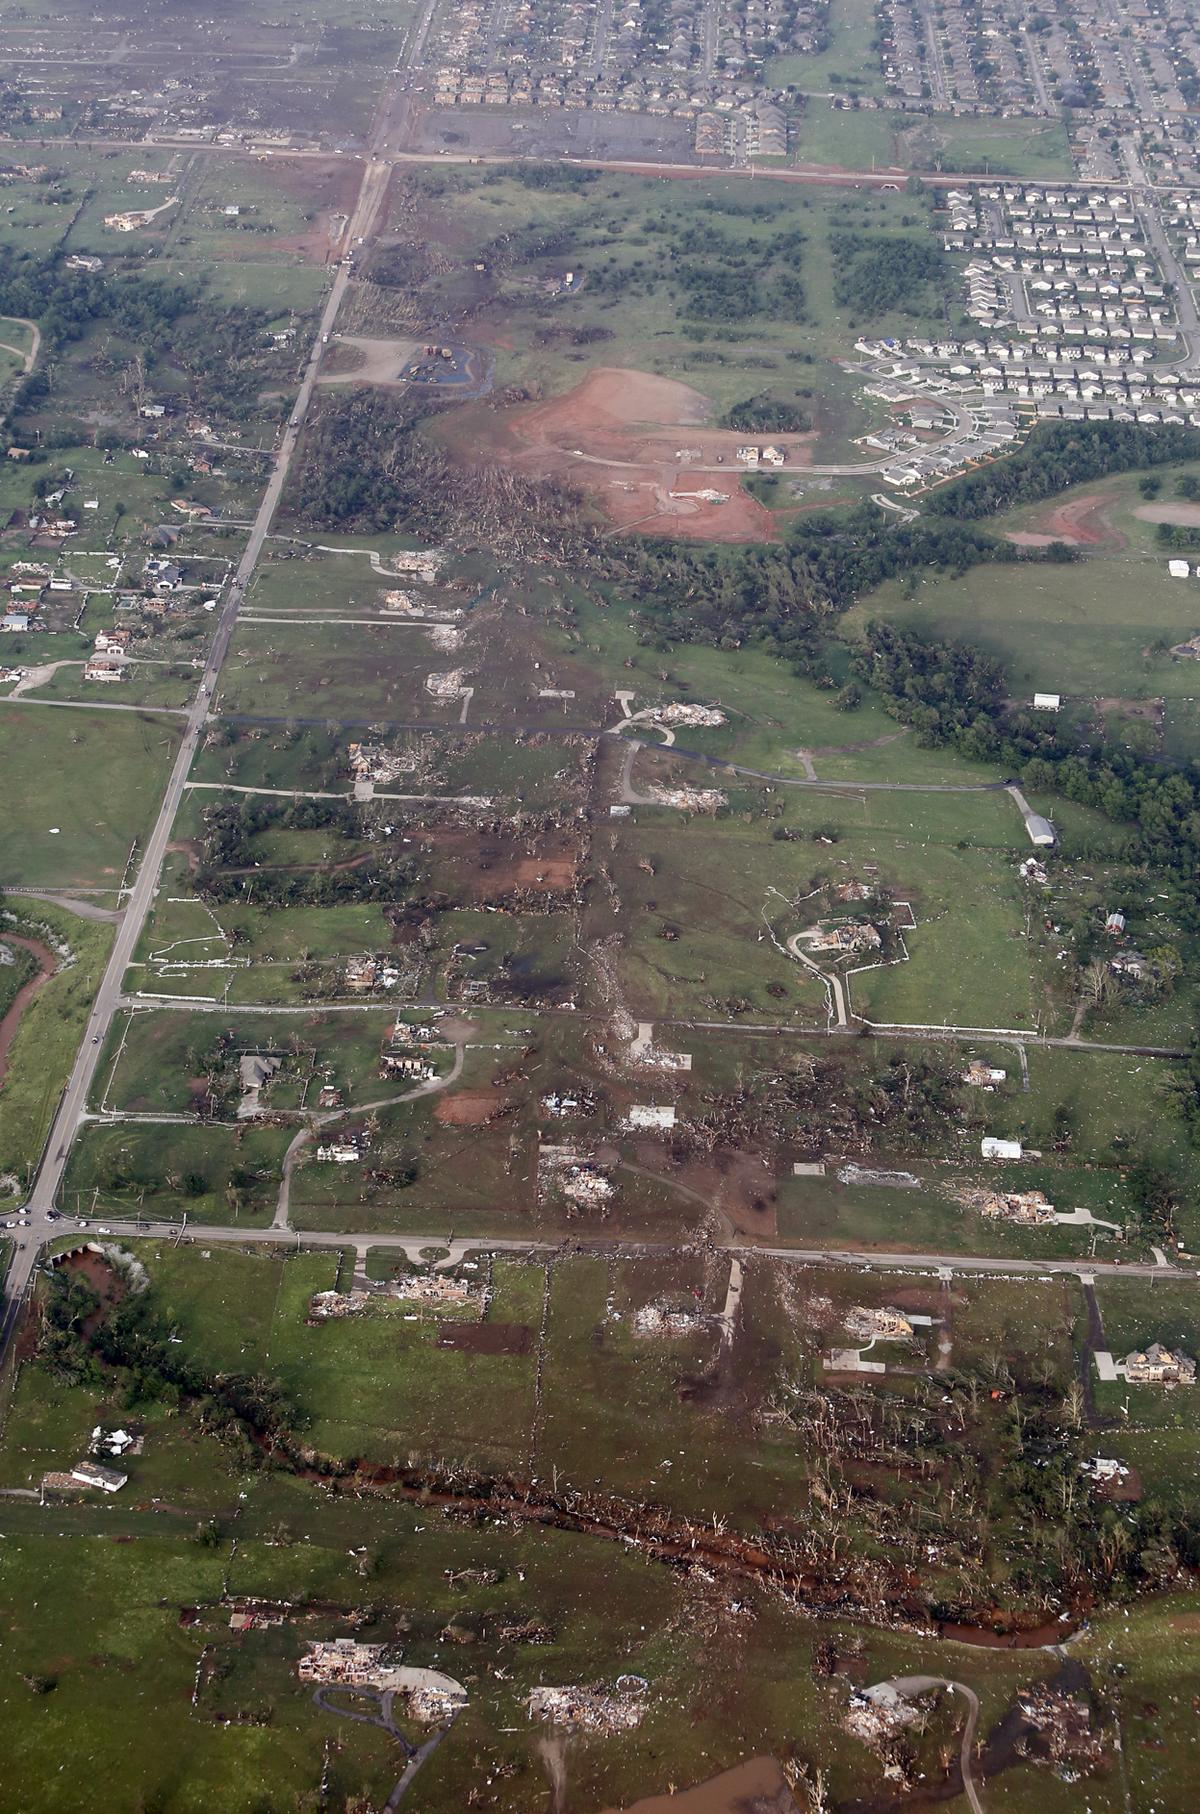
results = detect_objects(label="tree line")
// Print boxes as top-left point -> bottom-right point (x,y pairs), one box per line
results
925,421 -> 1200,521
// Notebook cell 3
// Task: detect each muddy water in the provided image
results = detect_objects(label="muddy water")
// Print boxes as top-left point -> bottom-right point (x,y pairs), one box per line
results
0,934 -> 56,1085
603,1756 -> 795,1814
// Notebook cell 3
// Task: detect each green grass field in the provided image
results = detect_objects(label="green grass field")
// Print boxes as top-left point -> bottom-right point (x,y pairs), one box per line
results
0,903 -> 113,1184
0,709 -> 182,889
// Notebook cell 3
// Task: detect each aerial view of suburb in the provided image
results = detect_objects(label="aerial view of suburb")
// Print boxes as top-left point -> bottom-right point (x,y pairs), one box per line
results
2,0 -> 1200,1805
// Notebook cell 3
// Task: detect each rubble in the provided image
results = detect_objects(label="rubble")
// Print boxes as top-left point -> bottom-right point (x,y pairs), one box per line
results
527,1677 -> 648,1733
844,1306 -> 914,1342
1017,1683 -> 1106,1775
426,669 -> 470,699
539,1144 -> 615,1213
844,1683 -> 922,1744
801,921 -> 883,955
650,703 -> 726,728
963,1061 -> 1007,1088
642,785 -> 726,813
634,1303 -> 705,1338
387,549 -> 446,581
953,1185 -> 1056,1225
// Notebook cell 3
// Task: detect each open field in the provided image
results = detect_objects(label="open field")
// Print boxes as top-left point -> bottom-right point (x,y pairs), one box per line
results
0,903 -> 113,1185
847,465 -> 1200,764
357,167 -> 953,491
0,711 -> 182,889
60,1120 -> 293,1225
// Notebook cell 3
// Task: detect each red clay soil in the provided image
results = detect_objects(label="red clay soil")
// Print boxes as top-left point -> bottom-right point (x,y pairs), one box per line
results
447,366 -> 802,543
434,1090 -> 509,1126
436,1321 -> 533,1355
1008,488 -> 1126,550
0,935 -> 55,1087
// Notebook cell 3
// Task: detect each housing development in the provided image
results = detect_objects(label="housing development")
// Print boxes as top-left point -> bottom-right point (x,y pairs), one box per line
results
3,0 -> 1200,1809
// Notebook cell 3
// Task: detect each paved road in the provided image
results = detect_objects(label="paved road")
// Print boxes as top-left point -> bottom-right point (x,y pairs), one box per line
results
882,1677 -> 983,1814
40,1217 -> 1190,1285
0,156 -> 392,1355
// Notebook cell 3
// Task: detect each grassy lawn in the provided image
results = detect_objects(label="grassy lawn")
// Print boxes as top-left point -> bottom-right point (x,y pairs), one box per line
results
0,903 -> 113,1184
767,0 -> 886,95
0,709 -> 182,888
97,1005 -> 400,1115
60,1121 -> 291,1224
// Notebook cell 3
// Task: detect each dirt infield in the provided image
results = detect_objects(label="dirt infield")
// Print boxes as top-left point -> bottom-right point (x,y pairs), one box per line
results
445,366 -> 800,543
1008,488 -> 1125,550
434,1090 -> 509,1125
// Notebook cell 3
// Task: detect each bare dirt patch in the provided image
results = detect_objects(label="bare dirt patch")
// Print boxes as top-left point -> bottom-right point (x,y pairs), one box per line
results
436,1321 -> 533,1355
424,826 -> 580,898
317,335 -> 421,386
434,1090 -> 510,1126
1010,488 -> 1126,550
444,366 -> 804,543
603,1757 -> 795,1814
1132,502 -> 1200,527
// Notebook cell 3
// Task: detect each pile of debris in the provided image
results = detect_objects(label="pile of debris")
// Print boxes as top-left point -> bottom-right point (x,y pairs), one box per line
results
298,1639 -> 406,1691
393,1274 -> 478,1309
953,1185 -> 1055,1225
538,1144 -> 614,1214
344,954 -> 402,993
1016,1682 -> 1106,1776
642,785 -> 726,813
962,1061 -> 1006,1089
406,1681 -> 467,1723
634,1303 -> 704,1339
348,741 -> 411,785
388,549 -> 445,581
843,1683 -> 921,1745
527,1677 -> 648,1734
541,1088 -> 597,1118
801,921 -> 882,956
308,1289 -> 373,1321
426,623 -> 463,652
426,669 -> 470,699
650,703 -> 726,728
844,1306 -> 913,1343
